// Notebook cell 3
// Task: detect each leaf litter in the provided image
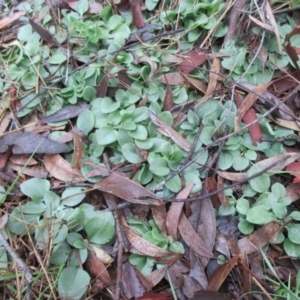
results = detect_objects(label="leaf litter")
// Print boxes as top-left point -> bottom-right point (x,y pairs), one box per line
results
1,0 -> 300,299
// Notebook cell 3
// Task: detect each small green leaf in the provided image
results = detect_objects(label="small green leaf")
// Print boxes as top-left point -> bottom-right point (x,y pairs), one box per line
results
183,173 -> 202,193
128,125 -> 148,140
284,238 -> 300,257
20,178 -> 50,203
50,241 -> 72,265
149,157 -> 170,176
76,0 -> 89,16
62,187 -> 86,207
58,267 -> 90,300
290,211 -> 300,221
77,110 -> 95,135
287,224 -> 300,244
67,207 -> 86,232
169,241 -> 184,254
84,212 -> 115,244
100,97 -> 120,113
246,206 -> 273,225
217,151 -> 234,170
236,198 -> 250,215
48,54 -> 67,64
122,143 -> 144,163
67,232 -> 85,248
247,167 -> 270,193
232,156 -> 249,171
271,202 -> 287,219
165,175 -> 181,193
238,219 -> 254,234
271,183 -> 286,199
96,126 -> 118,145
82,86 -> 96,102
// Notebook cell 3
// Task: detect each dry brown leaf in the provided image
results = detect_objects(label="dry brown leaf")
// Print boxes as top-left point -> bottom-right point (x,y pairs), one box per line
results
274,118 -> 300,131
96,74 -> 109,98
92,245 -> 114,265
0,213 -> 8,230
217,170 -> 247,181
87,250 -> 111,287
285,183 -> 300,202
43,154 -> 85,182
71,132 -> 84,169
208,255 -> 240,291
157,73 -> 186,86
177,50 -> 208,74
67,1 -> 103,13
238,221 -> 280,254
166,184 -> 194,240
149,111 -> 191,152
234,82 -> 270,132
181,73 -> 207,94
249,15 -> 274,31
265,1 -> 282,54
215,232 -> 231,259
9,154 -> 37,166
8,161 -> 48,178
205,58 -> 222,96
0,11 -> 26,30
163,75 -> 174,111
151,205 -> 167,238
86,162 -> 163,206
124,226 -> 172,257
217,175 -> 229,207
132,0 -> 144,28
145,264 -> 168,287
178,213 -> 214,258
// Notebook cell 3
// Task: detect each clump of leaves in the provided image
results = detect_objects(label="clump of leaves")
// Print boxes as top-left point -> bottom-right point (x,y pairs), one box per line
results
218,180 -> 300,258
128,218 -> 184,276
4,178 -> 115,299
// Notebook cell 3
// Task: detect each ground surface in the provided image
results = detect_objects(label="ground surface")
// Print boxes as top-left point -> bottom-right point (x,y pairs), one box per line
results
0,0 -> 300,299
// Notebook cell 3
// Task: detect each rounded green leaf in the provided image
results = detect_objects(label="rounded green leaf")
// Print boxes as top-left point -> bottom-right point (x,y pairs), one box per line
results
238,219 -> 254,235
236,198 -> 250,215
77,109 -> 95,135
290,211 -> 300,221
100,97 -> 120,113
67,232 -> 85,248
122,143 -> 144,163
287,224 -> 300,244
96,126 -> 118,145
217,151 -> 234,170
67,207 -> 86,232
271,202 -> 287,219
20,178 -> 50,203
84,212 -> 115,244
169,241 -> 185,254
62,187 -> 86,207
21,202 -> 46,215
149,157 -> 170,176
48,54 -> 67,64
271,183 -> 285,199
284,238 -> 300,257
246,206 -> 273,225
232,156 -> 249,171
244,149 -> 257,161
50,241 -> 72,265
58,267 -> 90,299
183,173 -> 202,193
165,175 -> 181,193
82,86 -> 96,102
247,167 -> 270,193
128,125 -> 148,140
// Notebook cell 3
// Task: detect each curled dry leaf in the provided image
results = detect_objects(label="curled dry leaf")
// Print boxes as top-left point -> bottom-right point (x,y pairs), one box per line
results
238,221 -> 280,254
43,154 -> 85,182
205,58 -> 222,97
71,132 -> 84,169
86,249 -> 111,287
162,75 -> 173,111
149,111 -> 191,152
124,226 -> 172,258
9,154 -> 37,166
178,213 -> 214,258
208,255 -> 240,291
86,162 -> 163,206
8,161 -> 48,178
166,184 -> 194,240
91,245 -> 114,265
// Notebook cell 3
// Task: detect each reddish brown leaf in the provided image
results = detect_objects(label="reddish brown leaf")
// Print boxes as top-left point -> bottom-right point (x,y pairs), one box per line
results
132,0 -> 144,28
43,154 -> 85,182
96,74 -> 109,98
87,249 -> 111,287
162,75 -> 173,111
86,162 -> 163,206
234,88 -> 262,145
285,183 -> 300,202
234,82 -> 269,132
189,291 -> 231,300
157,73 -> 186,86
137,291 -> 173,300
71,132 -> 84,169
8,161 -> 48,178
9,154 -> 37,166
166,184 -> 194,240
208,255 -> 240,291
178,213 -> 214,258
146,265 -> 168,287
178,50 -> 208,74
205,58 -> 222,97
238,221 -> 280,254
151,205 -> 167,238
217,175 -> 229,207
